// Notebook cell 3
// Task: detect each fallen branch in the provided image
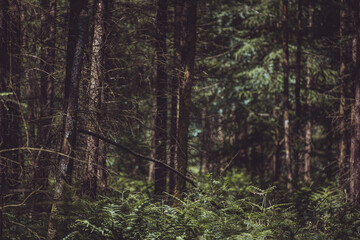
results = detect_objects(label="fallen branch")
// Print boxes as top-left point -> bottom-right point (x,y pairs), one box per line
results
78,129 -> 198,188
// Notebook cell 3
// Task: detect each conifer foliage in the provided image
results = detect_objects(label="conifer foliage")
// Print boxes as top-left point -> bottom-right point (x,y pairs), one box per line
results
1,0 -> 360,238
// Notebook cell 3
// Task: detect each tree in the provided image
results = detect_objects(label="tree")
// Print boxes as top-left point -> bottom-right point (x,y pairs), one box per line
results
294,0 -> 302,179
174,0 -> 197,198
154,0 -> 168,197
282,0 -> 292,192
47,0 -> 89,237
33,0 -> 56,190
169,0 -> 181,195
304,1 -> 313,185
350,0 -> 360,205
0,1 -> 9,237
338,0 -> 347,188
82,0 -> 107,199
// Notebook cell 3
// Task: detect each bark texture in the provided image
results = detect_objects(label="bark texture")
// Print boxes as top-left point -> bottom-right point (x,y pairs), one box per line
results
282,0 -> 292,192
174,0 -> 197,198
82,0 -> 107,199
350,0 -> 360,205
304,1 -> 313,185
47,0 -> 88,238
169,0 -> 182,195
34,0 -> 56,190
294,0 -> 302,179
154,0 -> 168,197
339,0 -> 347,188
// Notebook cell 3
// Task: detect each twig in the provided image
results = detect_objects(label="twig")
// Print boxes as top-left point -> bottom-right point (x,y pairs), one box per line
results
1,187 -> 41,209
78,129 -> 198,188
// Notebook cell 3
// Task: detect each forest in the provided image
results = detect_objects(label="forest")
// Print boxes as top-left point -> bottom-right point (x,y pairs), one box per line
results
1,0 -> 360,239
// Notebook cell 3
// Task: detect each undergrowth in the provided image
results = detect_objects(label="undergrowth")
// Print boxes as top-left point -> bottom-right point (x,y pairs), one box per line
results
3,170 -> 360,239
61,171 -> 360,240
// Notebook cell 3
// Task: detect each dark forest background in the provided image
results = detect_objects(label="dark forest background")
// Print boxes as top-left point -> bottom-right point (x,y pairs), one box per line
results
1,0 -> 360,239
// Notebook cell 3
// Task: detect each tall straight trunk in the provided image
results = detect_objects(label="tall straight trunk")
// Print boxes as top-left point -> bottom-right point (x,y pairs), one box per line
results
21,3 -> 35,143
350,1 -> 360,205
169,0 -> 182,195
282,0 -> 292,192
174,0 -> 197,198
304,1 -> 313,185
82,0 -> 107,199
200,107 -> 209,173
0,0 -> 21,235
149,96 -> 156,182
47,0 -> 88,238
294,0 -> 302,179
154,0 -> 168,197
7,0 -> 21,188
34,0 -> 56,190
272,98 -> 281,181
97,0 -> 112,190
339,0 -> 347,188
0,1 -> 9,237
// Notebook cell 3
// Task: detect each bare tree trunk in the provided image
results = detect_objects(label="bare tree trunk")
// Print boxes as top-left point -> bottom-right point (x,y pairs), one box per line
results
149,96 -> 156,182
47,0 -> 88,238
154,0 -> 168,197
174,0 -> 197,199
350,0 -> 360,205
200,107 -> 208,173
0,0 -> 21,235
34,0 -> 56,190
294,0 -> 302,179
339,0 -> 347,188
282,0 -> 292,192
7,0 -> 22,188
272,98 -> 281,181
169,0 -> 181,195
304,1 -> 313,185
0,1 -> 9,237
82,0 -> 107,199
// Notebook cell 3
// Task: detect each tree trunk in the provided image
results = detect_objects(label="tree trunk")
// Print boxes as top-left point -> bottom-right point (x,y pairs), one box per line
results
282,0 -> 292,192
0,1 -> 9,237
169,0 -> 182,195
272,98 -> 281,181
350,0 -> 360,205
200,107 -> 209,173
174,0 -> 197,199
294,0 -> 302,179
0,0 -> 21,235
304,1 -> 313,185
154,0 -> 168,197
82,0 -> 107,200
149,95 -> 156,182
47,0 -> 88,238
339,0 -> 347,188
34,0 -> 56,190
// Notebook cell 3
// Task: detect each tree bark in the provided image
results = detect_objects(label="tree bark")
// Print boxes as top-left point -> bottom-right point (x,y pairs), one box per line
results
282,0 -> 292,192
350,0 -> 360,205
272,98 -> 281,181
304,1 -> 313,185
47,0 -> 88,238
82,0 -> 107,200
154,0 -> 168,197
169,0 -> 182,195
34,0 -> 56,190
339,0 -> 347,188
174,0 -> 197,199
0,1 -> 9,237
294,0 -> 302,179
0,0 -> 21,235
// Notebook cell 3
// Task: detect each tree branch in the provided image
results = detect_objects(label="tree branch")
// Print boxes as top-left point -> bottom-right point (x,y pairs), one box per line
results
78,129 -> 198,188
